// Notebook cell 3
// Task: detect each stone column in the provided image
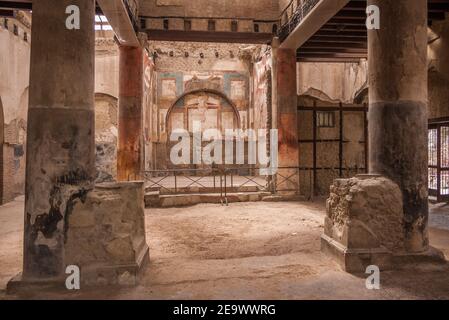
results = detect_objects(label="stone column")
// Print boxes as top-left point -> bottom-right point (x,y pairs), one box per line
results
117,45 -> 143,181
273,39 -> 299,192
368,0 -> 428,252
23,0 -> 96,279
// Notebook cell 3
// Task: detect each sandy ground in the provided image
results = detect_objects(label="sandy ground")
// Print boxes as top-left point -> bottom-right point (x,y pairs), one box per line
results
1,198 -> 449,300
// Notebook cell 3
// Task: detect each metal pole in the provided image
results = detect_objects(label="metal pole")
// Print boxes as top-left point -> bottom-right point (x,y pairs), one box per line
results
174,171 -> 177,193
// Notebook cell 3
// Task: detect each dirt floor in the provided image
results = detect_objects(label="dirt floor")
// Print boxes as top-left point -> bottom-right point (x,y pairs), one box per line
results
1,198 -> 449,300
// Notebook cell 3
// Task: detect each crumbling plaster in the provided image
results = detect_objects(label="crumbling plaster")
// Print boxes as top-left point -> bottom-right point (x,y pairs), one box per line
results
65,182 -> 149,286
297,60 -> 368,105
95,37 -> 120,99
428,18 -> 449,119
140,0 -> 280,20
0,17 -> 30,202
94,37 -> 120,182
146,41 -> 265,170
326,176 -> 405,252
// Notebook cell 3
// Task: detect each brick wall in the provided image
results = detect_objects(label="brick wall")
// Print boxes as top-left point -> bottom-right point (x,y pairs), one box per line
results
2,144 -> 16,203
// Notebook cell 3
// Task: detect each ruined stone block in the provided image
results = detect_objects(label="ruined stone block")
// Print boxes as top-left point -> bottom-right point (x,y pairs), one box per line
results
321,174 -> 445,272
322,175 -> 403,272
65,181 -> 149,287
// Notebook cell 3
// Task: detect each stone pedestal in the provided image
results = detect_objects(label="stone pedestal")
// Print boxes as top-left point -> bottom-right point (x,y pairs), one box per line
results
8,182 -> 149,292
65,181 -> 149,287
321,175 -> 445,273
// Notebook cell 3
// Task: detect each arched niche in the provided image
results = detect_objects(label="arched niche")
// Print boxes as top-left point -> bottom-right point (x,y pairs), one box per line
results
165,89 -> 241,135
354,86 -> 369,105
94,93 -> 119,182
94,92 -> 118,139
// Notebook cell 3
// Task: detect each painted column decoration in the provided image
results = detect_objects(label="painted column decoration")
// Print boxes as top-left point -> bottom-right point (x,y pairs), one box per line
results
117,45 -> 144,181
273,38 -> 299,192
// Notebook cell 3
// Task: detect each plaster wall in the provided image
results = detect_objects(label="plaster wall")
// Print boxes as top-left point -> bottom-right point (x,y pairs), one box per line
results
297,60 -> 368,104
296,60 -> 368,197
0,16 -> 30,203
95,38 -> 120,99
147,41 -> 259,170
94,37 -> 120,182
429,19 -> 449,119
140,0 -> 280,20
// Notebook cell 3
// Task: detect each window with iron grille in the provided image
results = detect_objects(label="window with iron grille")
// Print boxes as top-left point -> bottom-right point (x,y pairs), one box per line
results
317,111 -> 336,128
184,20 -> 192,31
208,20 -> 216,31
254,23 -> 259,33
231,20 -> 238,32
140,19 -> 146,30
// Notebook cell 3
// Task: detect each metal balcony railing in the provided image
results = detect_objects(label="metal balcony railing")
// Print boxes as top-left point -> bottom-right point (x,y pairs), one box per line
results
123,0 -> 139,32
278,0 -> 320,42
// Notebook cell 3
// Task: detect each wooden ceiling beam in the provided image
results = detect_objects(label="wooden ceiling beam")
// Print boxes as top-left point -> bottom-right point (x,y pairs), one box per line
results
146,29 -> 273,44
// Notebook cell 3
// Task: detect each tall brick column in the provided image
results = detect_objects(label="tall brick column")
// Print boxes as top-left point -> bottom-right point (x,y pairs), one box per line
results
368,0 -> 429,252
22,0 -> 96,279
272,38 -> 299,192
117,45 -> 143,181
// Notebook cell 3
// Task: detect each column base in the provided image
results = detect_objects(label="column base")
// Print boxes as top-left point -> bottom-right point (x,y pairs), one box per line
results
321,234 -> 392,273
322,175 -> 447,273
7,181 -> 150,295
321,234 -> 446,273
7,245 -> 149,295
7,274 -> 66,295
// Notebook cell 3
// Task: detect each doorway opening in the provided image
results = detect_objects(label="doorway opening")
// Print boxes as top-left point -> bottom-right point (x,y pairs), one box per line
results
429,119 -> 449,202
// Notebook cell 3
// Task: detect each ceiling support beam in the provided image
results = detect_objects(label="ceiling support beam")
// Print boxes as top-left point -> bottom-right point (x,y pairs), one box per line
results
97,0 -> 139,47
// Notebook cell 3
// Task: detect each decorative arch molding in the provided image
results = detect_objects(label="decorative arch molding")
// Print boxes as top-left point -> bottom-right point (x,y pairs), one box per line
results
298,88 -> 341,105
184,76 -> 222,93
165,89 -> 241,128
353,85 -> 369,105
17,87 -> 29,122
95,92 -> 118,103
94,92 -> 119,135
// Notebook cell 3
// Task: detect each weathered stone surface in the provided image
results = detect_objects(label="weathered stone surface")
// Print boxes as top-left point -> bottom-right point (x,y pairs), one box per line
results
369,101 -> 429,252
368,0 -> 429,253
95,94 -> 118,183
145,191 -> 272,208
65,181 -> 149,286
95,142 -> 117,183
325,175 -> 404,252
322,175 -> 446,272
22,0 -> 96,280
322,175 -> 402,272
